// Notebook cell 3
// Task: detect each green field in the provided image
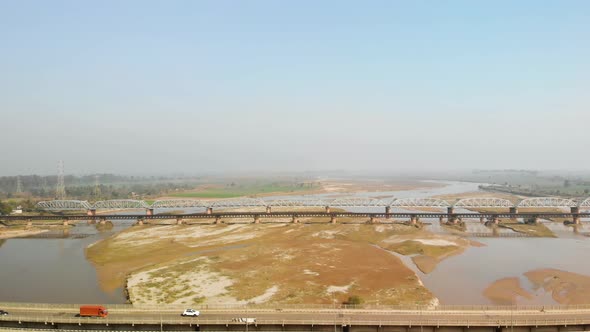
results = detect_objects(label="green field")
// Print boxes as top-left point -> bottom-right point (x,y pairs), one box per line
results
168,183 -> 313,199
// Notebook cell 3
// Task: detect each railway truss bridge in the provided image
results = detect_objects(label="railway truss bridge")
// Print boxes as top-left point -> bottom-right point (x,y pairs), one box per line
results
0,197 -> 588,226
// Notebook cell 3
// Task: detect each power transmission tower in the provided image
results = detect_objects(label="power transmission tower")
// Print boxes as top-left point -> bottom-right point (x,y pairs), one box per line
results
16,176 -> 23,194
93,174 -> 102,201
56,160 -> 66,200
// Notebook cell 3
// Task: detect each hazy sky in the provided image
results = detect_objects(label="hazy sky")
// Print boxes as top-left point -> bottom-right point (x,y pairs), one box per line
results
1,1 -> 589,175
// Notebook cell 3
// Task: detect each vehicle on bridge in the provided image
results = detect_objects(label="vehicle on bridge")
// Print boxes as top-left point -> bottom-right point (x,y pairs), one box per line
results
181,308 -> 200,317
79,305 -> 108,318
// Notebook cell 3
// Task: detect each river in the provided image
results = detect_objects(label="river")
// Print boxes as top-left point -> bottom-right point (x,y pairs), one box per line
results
1,180 -> 589,304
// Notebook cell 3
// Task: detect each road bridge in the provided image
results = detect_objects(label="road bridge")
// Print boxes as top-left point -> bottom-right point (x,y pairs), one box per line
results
2,303 -> 590,331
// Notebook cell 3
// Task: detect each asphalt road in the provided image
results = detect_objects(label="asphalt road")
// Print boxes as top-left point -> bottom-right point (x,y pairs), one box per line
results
3,307 -> 590,326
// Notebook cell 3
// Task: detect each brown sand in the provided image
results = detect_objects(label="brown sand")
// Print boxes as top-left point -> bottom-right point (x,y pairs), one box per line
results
483,277 -> 533,305
525,268 -> 590,304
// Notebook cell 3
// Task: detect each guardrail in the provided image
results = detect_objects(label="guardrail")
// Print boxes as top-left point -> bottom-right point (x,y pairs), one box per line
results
4,302 -> 590,312
2,315 -> 590,327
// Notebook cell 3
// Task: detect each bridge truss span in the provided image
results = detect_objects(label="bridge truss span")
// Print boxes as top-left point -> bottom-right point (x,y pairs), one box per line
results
151,199 -> 210,209
266,199 -> 327,207
390,198 -> 450,208
36,200 -> 92,211
517,197 -> 578,208
211,198 -> 267,208
453,198 -> 515,208
579,198 -> 590,209
329,198 -> 388,207
91,199 -> 150,210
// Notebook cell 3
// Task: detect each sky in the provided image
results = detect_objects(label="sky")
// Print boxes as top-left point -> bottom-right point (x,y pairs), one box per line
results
0,1 -> 589,176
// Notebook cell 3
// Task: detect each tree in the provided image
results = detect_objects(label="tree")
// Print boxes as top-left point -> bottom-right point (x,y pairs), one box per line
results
0,201 -> 12,215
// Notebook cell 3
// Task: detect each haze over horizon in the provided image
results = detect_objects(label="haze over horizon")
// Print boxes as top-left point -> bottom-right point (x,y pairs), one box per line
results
1,1 -> 589,176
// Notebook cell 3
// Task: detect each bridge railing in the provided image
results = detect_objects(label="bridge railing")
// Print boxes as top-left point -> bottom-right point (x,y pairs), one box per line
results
2,315 -> 590,327
4,301 -> 590,312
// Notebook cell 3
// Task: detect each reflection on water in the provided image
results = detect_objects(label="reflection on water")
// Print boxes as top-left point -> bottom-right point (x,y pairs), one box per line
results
394,237 -> 590,305
0,221 -> 133,303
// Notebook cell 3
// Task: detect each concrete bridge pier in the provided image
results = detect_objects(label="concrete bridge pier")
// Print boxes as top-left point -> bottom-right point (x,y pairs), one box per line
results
62,218 -> 69,226
26,218 -> 32,229
480,216 -> 485,223
146,208 -> 154,216
439,216 -> 444,224
206,207 -> 213,215
99,218 -> 107,225
87,209 -> 96,217
292,215 -> 299,224
509,207 -> 518,221
176,217 -> 183,225
214,216 -> 221,224
525,215 -> 539,224
385,206 -> 391,219
330,215 -> 337,224
447,207 -> 455,223
325,206 -> 331,214
135,218 -> 144,226
409,215 -> 419,225
571,207 -> 581,224
254,215 -> 260,224
266,206 -> 271,213
369,216 -> 377,224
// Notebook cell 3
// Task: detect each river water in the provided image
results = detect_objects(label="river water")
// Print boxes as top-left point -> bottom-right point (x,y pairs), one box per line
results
1,180 -> 589,305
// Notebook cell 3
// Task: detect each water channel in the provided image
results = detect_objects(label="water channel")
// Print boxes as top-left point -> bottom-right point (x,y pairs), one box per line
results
1,181 -> 589,304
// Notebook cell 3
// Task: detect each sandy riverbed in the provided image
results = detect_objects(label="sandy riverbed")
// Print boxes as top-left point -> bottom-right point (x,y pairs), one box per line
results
87,220 -> 466,306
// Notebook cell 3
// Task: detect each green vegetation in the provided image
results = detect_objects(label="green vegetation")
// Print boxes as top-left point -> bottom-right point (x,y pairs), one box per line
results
170,182 -> 316,198
344,295 -> 363,305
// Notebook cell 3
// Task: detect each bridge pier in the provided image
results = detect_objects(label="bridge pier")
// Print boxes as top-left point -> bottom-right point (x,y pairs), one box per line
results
146,208 -> 154,216
369,216 -> 377,224
87,209 -> 96,217
62,219 -> 69,226
26,218 -> 32,229
439,216 -> 444,224
385,206 -> 391,219
214,216 -> 221,224
480,216 -> 485,223
266,206 -> 271,213
571,207 -> 581,224
525,215 -> 539,224
254,215 -> 260,224
99,218 -> 107,225
325,206 -> 331,214
509,207 -> 518,221
409,215 -> 419,225
206,207 -> 213,215
135,218 -> 144,226
330,215 -> 337,224
292,215 -> 299,224
176,217 -> 184,225
447,207 -> 455,223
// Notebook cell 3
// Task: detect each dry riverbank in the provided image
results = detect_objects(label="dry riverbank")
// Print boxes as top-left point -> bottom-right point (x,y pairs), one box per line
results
484,268 -> 590,305
86,222 -> 472,306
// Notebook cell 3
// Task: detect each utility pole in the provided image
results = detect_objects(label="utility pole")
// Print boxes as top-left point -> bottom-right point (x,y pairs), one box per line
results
16,176 -> 23,194
56,160 -> 66,200
93,174 -> 102,201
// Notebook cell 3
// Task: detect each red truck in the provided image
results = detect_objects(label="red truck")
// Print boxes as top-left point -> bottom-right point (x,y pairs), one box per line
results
79,305 -> 108,318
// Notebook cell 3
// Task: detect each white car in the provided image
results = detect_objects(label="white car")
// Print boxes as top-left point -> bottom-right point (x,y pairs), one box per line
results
181,309 -> 200,317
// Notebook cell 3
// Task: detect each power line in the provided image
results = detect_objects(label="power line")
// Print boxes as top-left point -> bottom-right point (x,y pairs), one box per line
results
56,160 -> 66,200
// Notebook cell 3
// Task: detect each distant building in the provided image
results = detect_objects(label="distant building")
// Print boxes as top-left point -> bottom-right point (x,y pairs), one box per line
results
11,205 -> 23,214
